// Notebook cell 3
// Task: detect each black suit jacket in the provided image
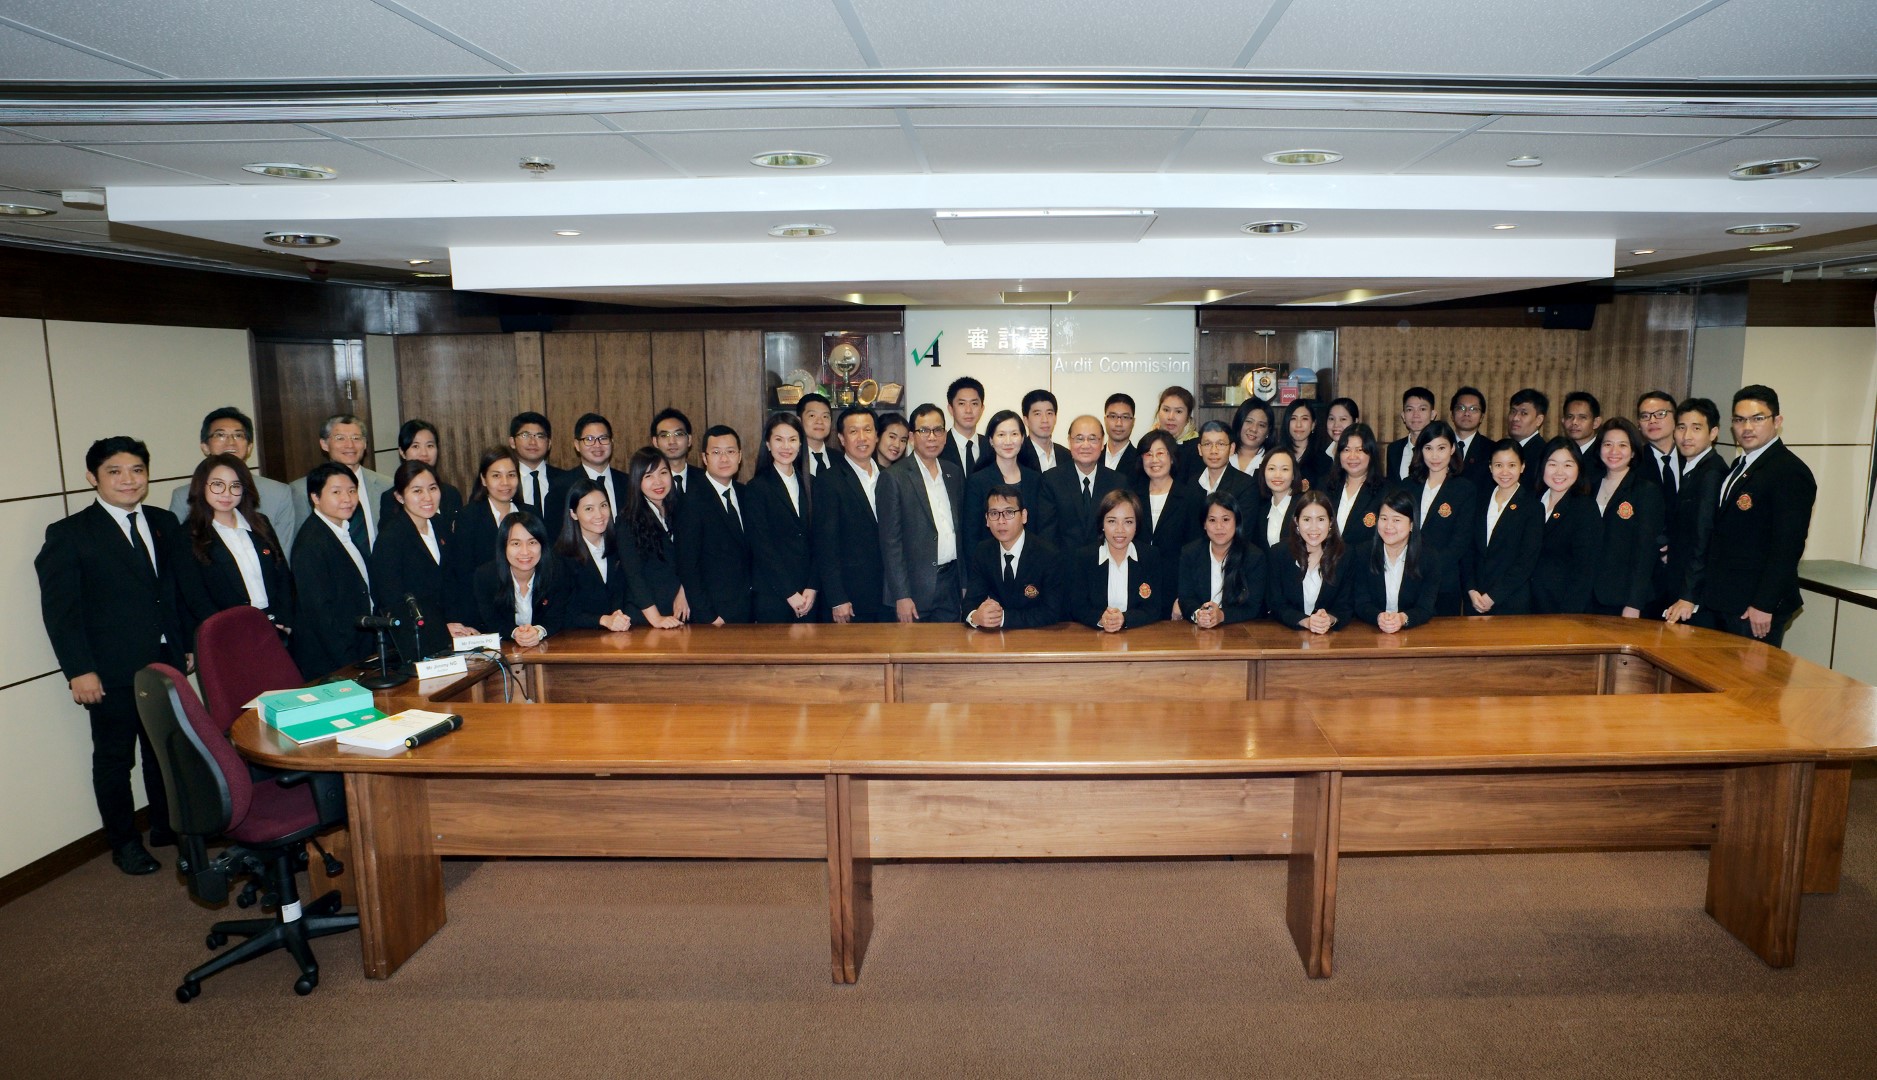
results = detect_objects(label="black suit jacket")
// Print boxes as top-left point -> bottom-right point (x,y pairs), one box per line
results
1700,440 -> 1817,619
515,463 -> 577,538
1176,539 -> 1266,626
811,456 -> 889,619
1577,440 -> 1607,487
1465,490 -> 1543,614
1067,544 -> 1173,628
878,456 -> 966,612
543,467 -> 629,540
963,535 -> 1066,629
560,547 -> 628,629
1661,451 -> 1728,607
36,502 -> 185,688
1039,464 -> 1125,555
446,498 -> 509,624
1329,480 -> 1385,552
1131,480 -> 1202,558
1264,549 -> 1354,630
961,465 -> 1044,558
471,559 -> 571,640
615,509 -> 683,624
1408,478 -> 1476,611
1352,547 -> 1446,630
743,466 -> 817,623
677,478 -> 756,624
379,480 -> 463,536
1530,492 -> 1603,615
1516,434 -> 1549,493
1104,443 -> 1141,480
368,510 -> 453,658
1016,438 -> 1070,474
1385,437 -> 1419,484
169,513 -> 295,649
1453,434 -> 1495,496
1591,470 -> 1666,611
1191,466 -> 1257,510
1295,444 -> 1334,495
937,432 -> 993,475
1244,492 -> 1297,553
288,515 -> 374,680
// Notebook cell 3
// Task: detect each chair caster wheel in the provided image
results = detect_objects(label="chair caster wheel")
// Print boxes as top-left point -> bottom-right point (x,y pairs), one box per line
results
176,982 -> 199,1003
294,974 -> 317,996
206,932 -> 227,949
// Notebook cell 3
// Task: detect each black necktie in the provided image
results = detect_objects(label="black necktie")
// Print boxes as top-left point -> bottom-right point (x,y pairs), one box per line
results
1004,551 -> 1015,584
125,510 -> 155,577
527,469 -> 542,509
671,471 -> 685,497
722,488 -> 742,531
965,439 -> 977,473
1082,475 -> 1093,503
1721,455 -> 1748,505
1659,453 -> 1676,494
817,451 -> 829,473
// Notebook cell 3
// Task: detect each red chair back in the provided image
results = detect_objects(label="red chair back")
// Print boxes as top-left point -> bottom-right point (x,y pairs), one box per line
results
196,606 -> 304,730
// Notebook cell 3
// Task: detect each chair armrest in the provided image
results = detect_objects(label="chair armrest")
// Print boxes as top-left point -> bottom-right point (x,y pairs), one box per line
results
276,770 -> 348,825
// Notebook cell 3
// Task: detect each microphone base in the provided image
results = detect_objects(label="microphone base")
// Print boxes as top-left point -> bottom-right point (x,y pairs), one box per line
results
355,671 -> 410,691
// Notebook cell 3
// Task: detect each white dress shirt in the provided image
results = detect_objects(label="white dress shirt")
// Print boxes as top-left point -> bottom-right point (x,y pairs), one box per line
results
1231,448 -> 1265,476
1720,439 -> 1778,504
1335,487 -> 1359,533
916,458 -> 958,565
1098,542 -> 1138,612
315,509 -> 370,587
706,474 -> 742,528
512,574 -> 534,629
1381,545 -> 1407,612
1104,444 -> 1130,470
1302,561 -> 1323,614
582,465 -> 618,510
98,499 -> 159,574
1419,480 -> 1443,525
1029,438 -> 1057,472
585,536 -> 608,583
775,464 -> 801,515
1484,488 -> 1513,544
1206,546 -> 1227,607
1149,488 -> 1170,530
211,516 -> 270,610
846,454 -> 880,514
1266,494 -> 1291,547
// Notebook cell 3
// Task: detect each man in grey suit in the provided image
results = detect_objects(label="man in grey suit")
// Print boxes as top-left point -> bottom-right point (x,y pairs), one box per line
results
295,413 -> 392,550
879,402 -> 966,624
168,406 -> 302,561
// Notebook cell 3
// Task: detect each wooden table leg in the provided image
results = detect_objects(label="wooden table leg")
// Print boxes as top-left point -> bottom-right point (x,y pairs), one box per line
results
345,772 -> 446,979
1286,770 -> 1340,979
1802,762 -> 1851,894
1706,761 -> 1812,968
826,774 -> 872,984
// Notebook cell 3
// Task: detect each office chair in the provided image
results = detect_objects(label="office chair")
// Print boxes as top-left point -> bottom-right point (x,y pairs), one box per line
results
134,663 -> 358,1000
195,605 -> 303,727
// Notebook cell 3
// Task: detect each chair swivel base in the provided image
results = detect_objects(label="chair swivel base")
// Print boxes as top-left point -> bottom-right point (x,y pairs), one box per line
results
175,889 -> 358,1002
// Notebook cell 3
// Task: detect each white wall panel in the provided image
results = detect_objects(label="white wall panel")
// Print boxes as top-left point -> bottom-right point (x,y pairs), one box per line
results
0,317 -> 62,500
0,496 -> 70,687
0,675 -> 106,879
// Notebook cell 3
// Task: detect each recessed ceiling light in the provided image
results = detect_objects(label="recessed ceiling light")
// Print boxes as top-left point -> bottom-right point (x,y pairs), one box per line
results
751,150 -> 831,169
1263,149 -> 1342,166
1491,223 -> 1518,230
1615,269 -> 1632,274
1729,157 -> 1821,180
1505,155 -> 1544,168
407,258 -> 433,266
1843,266 -> 1875,276
768,223 -> 836,238
1630,248 -> 1656,255
241,162 -> 337,180
412,272 -> 450,279
1725,223 -> 1800,235
0,202 -> 55,216
262,232 -> 339,248
553,229 -> 581,237
1748,244 -> 1795,252
1241,220 -> 1306,235
519,156 -> 556,174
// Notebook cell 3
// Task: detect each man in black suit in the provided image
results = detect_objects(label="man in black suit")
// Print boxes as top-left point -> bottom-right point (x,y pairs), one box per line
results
1449,386 -> 1494,495
796,394 -> 837,476
1636,390 -> 1681,505
879,403 -> 966,623
1384,386 -> 1436,482
1699,385 -> 1817,647
168,406 -> 302,561
813,408 -> 892,623
35,437 -> 185,875
678,424 -> 755,624
549,412 -> 631,532
1017,388 -> 1069,474
650,407 -> 699,504
1506,388 -> 1550,492
1040,415 -> 1125,553
510,411 -> 574,539
936,376 -> 992,475
1561,391 -> 1605,485
1661,398 -> 1728,627
1102,393 -> 1141,477
964,484 -> 1064,629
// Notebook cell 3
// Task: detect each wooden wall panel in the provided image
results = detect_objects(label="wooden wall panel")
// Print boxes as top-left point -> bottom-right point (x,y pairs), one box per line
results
596,332 -> 655,459
1573,293 -> 1694,422
1334,326 -> 1577,442
542,332 -> 598,471
650,331 -> 709,451
393,334 -> 521,495
705,329 -> 765,480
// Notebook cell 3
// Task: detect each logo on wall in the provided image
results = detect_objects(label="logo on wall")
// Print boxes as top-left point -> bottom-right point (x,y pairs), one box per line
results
911,332 -> 943,368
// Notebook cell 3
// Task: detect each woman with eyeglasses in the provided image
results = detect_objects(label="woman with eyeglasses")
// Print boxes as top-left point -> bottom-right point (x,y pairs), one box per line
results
172,453 -> 293,649
368,458 -> 455,659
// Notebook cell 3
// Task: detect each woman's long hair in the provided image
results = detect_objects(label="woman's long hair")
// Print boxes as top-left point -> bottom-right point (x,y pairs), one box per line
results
1231,399 -> 1276,455
1367,487 -> 1425,579
1330,423 -> 1383,492
469,447 -> 522,503
488,510 -> 558,622
1541,436 -> 1591,497
185,453 -> 281,564
1202,492 -> 1256,607
1282,400 -> 1326,462
1255,447 -> 1300,500
623,447 -> 674,562
553,476 -> 614,563
1284,488 -> 1345,584
1408,420 -> 1462,482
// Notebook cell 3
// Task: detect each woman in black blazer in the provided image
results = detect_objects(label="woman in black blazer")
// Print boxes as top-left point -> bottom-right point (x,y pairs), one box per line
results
378,419 -> 464,532
1354,488 -> 1444,633
1327,423 -> 1385,553
1070,489 -> 1173,631
471,511 -> 569,645
1229,399 -> 1276,479
368,460 -> 454,659
1465,440 -> 1543,615
1587,418 -> 1668,617
172,453 -> 293,649
1530,438 -> 1604,615
1282,400 -> 1332,493
745,413 -> 819,623
962,410 -> 1045,557
615,446 -> 688,628
1247,448 -> 1301,553
554,476 -> 632,632
1178,492 -> 1265,627
1264,489 -> 1353,634
445,447 -> 522,632
1130,428 -> 1201,558
1404,421 -> 1475,616
289,462 -> 374,680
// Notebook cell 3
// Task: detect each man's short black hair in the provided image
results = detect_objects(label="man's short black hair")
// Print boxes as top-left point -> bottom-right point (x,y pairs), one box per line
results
837,406 -> 876,436
1104,392 -> 1136,413
946,376 -> 986,405
1563,391 -> 1601,417
1635,389 -> 1678,412
1509,388 -> 1549,416
1450,386 -> 1486,413
986,482 -> 1025,513
1676,397 -> 1721,429
795,393 -> 831,416
650,407 -> 692,439
909,402 -> 946,427
509,411 -> 552,438
573,412 -> 612,440
1733,385 -> 1781,416
86,435 -> 149,475
1021,389 -> 1058,414
304,460 -> 355,500
702,423 -> 739,449
1401,386 -> 1436,408
199,407 -> 253,444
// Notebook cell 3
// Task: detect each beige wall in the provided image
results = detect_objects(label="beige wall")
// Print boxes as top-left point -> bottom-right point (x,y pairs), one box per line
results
0,318 -> 251,878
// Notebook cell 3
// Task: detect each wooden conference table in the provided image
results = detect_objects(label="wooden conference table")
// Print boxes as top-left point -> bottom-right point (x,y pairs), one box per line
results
234,617 -> 1877,983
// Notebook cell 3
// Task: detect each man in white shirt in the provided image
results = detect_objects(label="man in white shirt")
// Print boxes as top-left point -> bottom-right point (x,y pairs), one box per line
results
1636,390 -> 1680,501
550,412 -> 629,530
1102,392 -> 1141,476
1018,389 -> 1067,473
880,403 -> 966,623
812,408 -> 891,623
1385,386 -> 1436,480
1448,387 -> 1493,495
507,411 -> 571,540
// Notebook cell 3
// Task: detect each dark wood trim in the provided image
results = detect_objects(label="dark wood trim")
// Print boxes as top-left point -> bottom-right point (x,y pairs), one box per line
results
1746,280 -> 1875,328
0,809 -> 149,909
390,289 -> 903,335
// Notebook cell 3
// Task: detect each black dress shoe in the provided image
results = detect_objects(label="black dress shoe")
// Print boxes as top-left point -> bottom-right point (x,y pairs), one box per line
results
148,829 -> 178,848
111,841 -> 160,876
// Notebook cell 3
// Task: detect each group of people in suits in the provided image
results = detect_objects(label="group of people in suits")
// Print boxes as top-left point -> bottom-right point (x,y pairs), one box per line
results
35,378 -> 1816,875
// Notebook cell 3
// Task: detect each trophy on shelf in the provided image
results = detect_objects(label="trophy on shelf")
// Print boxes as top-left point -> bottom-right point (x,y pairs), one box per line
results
826,338 -> 865,407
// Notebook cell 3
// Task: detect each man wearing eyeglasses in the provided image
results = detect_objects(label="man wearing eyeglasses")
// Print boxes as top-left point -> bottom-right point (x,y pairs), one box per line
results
509,411 -> 572,539
1699,385 -> 1815,647
170,406 -> 302,563
678,425 -> 755,625
297,413 -> 391,549
1636,390 -> 1681,501
964,484 -> 1064,629
879,403 -> 966,624
1448,387 -> 1493,496
649,408 -> 697,507
547,412 -> 630,539
1101,393 -> 1141,477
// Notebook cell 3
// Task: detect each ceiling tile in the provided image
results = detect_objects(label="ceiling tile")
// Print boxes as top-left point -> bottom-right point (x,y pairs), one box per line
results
98,138 -> 448,183
1595,0 -> 1877,77
602,109 -> 900,133
1400,131 -> 1720,176
1171,129 -> 1455,172
1200,109 -> 1479,131
0,143 -> 218,188
20,122 -> 319,144
1481,116 -> 1777,137
635,128 -> 921,177
1756,120 -> 1877,139
311,116 -> 614,139
856,0 -> 1279,67
0,24 -> 156,79
1246,0 -> 1701,75
909,108 -> 1199,129
1621,137 -> 1877,179
350,133 -> 672,182
916,126 -> 1190,173
398,0 -> 867,72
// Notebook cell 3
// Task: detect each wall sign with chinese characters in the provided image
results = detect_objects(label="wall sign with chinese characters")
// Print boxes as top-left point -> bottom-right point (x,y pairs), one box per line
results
965,325 -> 1051,354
